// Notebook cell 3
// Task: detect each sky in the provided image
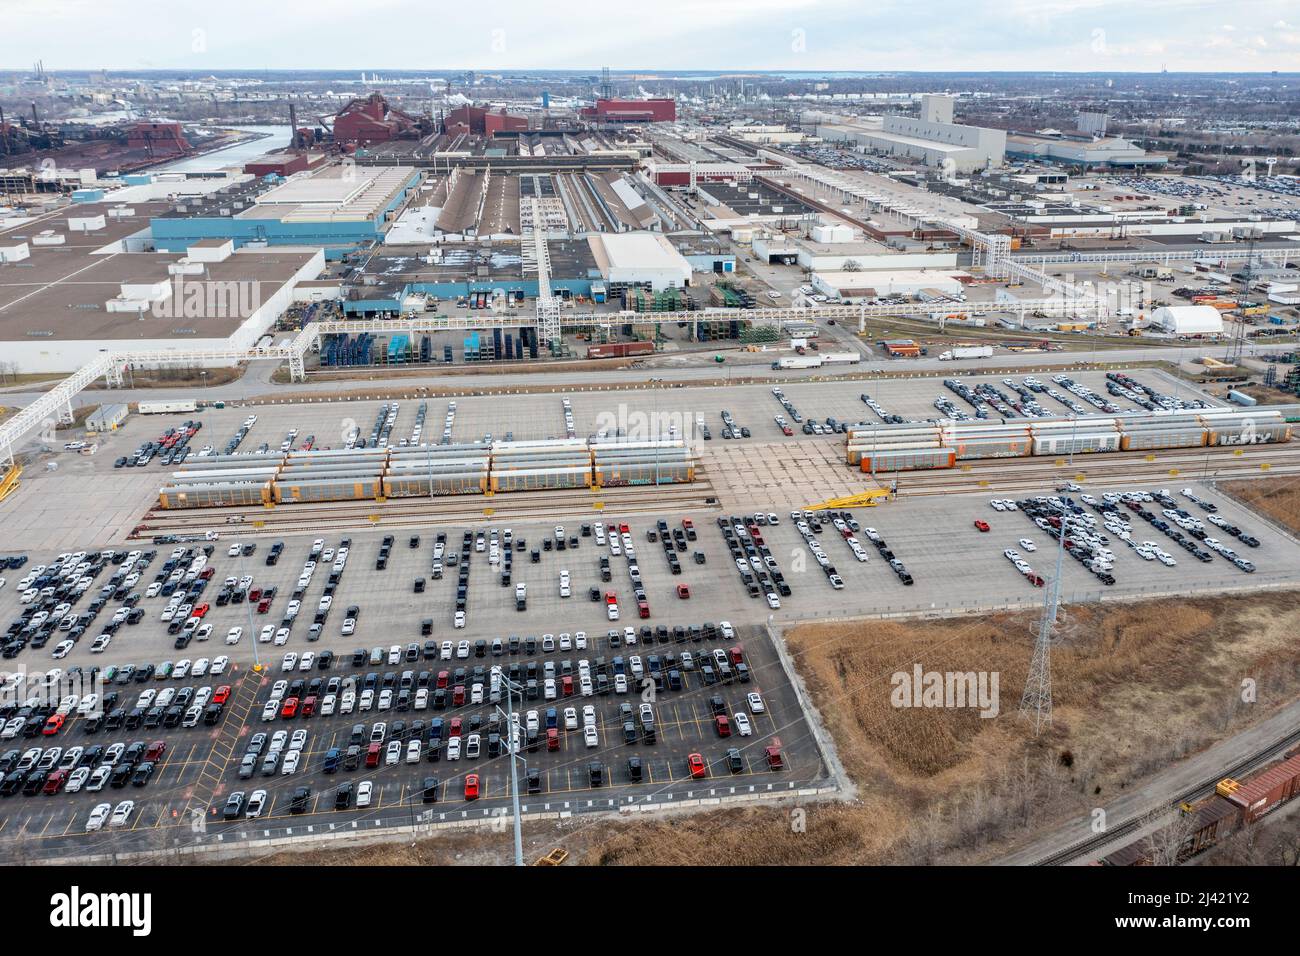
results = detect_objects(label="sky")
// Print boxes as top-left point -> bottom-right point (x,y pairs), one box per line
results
3,0 -> 1300,73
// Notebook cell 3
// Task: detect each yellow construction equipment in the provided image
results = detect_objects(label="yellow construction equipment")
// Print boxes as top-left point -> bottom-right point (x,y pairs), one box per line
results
807,488 -> 890,510
534,847 -> 569,866
0,465 -> 21,504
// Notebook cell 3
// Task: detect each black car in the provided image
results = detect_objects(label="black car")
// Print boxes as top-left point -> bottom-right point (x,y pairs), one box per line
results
223,792 -> 246,820
289,786 -> 311,814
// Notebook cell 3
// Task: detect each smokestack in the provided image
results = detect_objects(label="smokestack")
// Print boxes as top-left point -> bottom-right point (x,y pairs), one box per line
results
289,103 -> 298,148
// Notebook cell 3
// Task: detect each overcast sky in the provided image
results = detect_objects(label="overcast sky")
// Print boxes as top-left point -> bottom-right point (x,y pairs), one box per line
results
4,0 -> 1299,73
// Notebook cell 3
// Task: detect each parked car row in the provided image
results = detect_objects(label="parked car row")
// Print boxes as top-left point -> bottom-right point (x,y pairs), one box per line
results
718,514 -> 790,608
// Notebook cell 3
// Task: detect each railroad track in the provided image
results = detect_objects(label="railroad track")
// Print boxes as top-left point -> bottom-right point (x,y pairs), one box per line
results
133,477 -> 721,538
1033,727 -> 1300,866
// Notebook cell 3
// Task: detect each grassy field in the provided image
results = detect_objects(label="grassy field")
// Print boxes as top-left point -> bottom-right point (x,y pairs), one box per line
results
1221,477 -> 1300,536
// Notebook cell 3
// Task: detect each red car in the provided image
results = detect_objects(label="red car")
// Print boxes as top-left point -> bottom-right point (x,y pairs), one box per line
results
676,584 -> 690,599
145,740 -> 167,761
200,567 -> 216,580
212,685 -> 231,704
561,676 -> 573,697
687,753 -> 707,778
464,774 -> 480,800
452,685 -> 465,707
257,599 -> 271,614
728,645 -> 744,665
436,670 -> 449,689
248,588 -> 262,602
42,714 -> 64,736
546,728 -> 560,751
365,742 -> 381,767
974,520 -> 990,532
43,770 -> 68,794
301,696 -> 317,718
448,717 -> 462,738
192,603 -> 210,618
280,697 -> 299,719
681,518 -> 694,531
715,715 -> 731,738
637,601 -> 650,619
605,591 -> 617,605
765,746 -> 784,770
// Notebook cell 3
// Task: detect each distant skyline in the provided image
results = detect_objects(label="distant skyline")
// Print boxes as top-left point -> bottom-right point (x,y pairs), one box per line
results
4,0 -> 1300,74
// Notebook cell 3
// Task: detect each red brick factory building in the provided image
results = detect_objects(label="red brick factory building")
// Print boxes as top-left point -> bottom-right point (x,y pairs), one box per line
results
442,105 -> 529,135
333,92 -> 422,145
581,98 -> 676,122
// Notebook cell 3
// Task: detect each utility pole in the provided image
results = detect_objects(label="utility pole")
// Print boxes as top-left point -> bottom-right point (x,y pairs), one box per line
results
492,672 -> 525,866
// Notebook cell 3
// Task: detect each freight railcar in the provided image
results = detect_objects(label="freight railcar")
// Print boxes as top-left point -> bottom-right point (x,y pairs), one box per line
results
158,482 -> 271,509
382,473 -> 487,497
271,478 -> 382,504
488,466 -> 592,493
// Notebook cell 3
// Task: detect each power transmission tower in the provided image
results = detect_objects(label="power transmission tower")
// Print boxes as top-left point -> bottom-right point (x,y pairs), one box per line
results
1020,480 -> 1070,735
1226,236 -> 1257,365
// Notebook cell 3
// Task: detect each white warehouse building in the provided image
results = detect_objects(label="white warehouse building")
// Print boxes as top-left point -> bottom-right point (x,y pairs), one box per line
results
590,232 -> 693,291
1150,306 -> 1225,336
811,95 -> 1006,173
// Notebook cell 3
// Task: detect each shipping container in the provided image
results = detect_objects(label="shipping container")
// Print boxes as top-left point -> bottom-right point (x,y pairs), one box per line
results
586,341 -> 655,360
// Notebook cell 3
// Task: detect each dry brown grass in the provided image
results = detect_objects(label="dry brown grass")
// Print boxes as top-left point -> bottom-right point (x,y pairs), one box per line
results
1221,477 -> 1300,536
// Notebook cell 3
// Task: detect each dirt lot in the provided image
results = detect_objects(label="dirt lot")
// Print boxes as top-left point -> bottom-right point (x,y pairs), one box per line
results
208,589 -> 1300,866
1221,477 -> 1300,536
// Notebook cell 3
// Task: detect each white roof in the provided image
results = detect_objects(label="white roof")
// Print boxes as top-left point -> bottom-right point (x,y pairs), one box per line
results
599,232 -> 690,272
1151,305 -> 1224,334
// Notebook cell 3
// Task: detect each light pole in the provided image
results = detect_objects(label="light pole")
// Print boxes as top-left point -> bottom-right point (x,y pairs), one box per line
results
492,672 -> 526,867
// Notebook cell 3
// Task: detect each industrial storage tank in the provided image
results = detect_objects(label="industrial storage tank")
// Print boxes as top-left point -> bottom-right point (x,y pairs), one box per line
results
158,482 -> 271,509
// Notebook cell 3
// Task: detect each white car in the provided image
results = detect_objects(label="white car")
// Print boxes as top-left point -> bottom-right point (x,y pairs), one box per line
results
747,692 -> 765,713
65,767 -> 91,793
606,603 -> 620,622
563,707 -> 578,730
259,625 -> 276,643
765,593 -> 781,609
1019,539 -> 1037,552
574,631 -> 587,650
299,652 -> 314,671
583,725 -> 599,748
211,656 -> 229,675
281,653 -> 298,673
225,626 -> 243,645
456,641 -> 470,659
86,802 -> 113,831
108,800 -> 136,828
446,737 -> 461,761
356,781 -> 374,808
274,628 -> 290,646
245,789 -> 267,818
262,700 -> 280,721
280,749 -> 301,774
454,611 -> 466,629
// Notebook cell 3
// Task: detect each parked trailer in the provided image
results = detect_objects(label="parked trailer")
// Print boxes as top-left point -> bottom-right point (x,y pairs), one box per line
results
586,341 -> 655,360
820,352 -> 862,365
158,482 -> 270,509
488,467 -> 592,493
937,346 -> 993,362
859,448 -> 956,472
138,400 -> 198,415
382,473 -> 487,497
771,356 -> 823,370
272,479 -> 382,504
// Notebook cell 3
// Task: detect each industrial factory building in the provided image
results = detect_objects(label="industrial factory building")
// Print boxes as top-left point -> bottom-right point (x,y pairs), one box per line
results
333,92 -> 423,144
1005,133 -> 1167,169
590,232 -> 693,291
150,164 -> 421,257
813,95 -> 1006,172
581,98 -> 676,123
442,105 -> 529,135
